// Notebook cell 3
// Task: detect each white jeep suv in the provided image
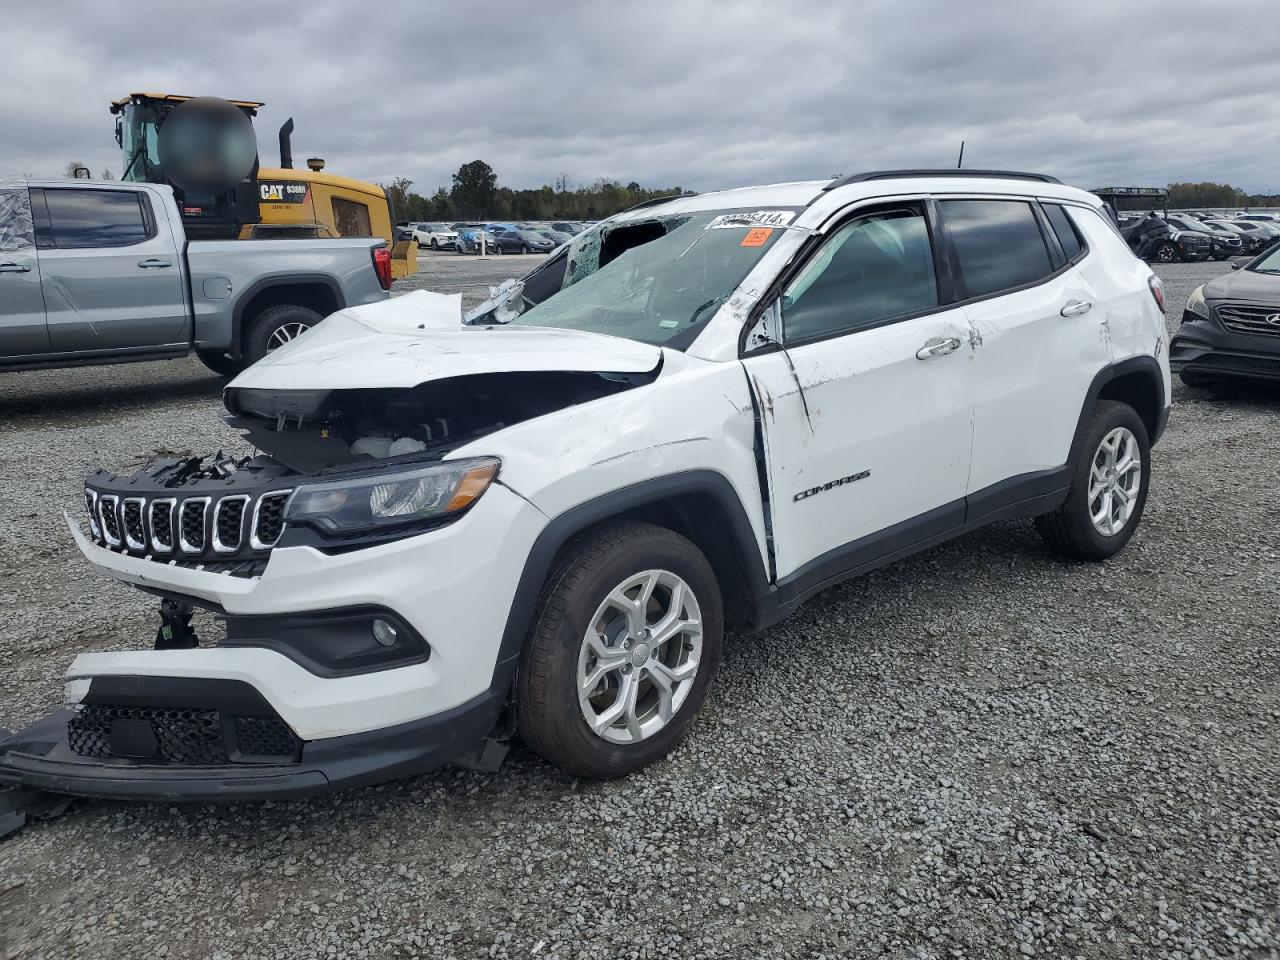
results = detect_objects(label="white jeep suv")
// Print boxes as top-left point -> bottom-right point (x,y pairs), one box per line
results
0,170 -> 1170,799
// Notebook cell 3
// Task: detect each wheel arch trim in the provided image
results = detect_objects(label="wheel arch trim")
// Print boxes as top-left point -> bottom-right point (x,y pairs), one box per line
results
1068,356 -> 1167,468
229,274 -> 347,359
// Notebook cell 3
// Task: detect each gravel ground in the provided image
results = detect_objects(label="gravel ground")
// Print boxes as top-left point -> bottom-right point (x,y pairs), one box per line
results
1,257 -> 1277,959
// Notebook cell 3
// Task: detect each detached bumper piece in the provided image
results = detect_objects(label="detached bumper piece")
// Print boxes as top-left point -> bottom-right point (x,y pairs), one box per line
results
0,678 -> 507,802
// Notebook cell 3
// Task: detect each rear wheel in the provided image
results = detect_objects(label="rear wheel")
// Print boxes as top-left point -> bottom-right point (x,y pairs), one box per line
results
516,522 -> 723,779
196,349 -> 243,378
1035,400 -> 1150,561
242,304 -> 324,366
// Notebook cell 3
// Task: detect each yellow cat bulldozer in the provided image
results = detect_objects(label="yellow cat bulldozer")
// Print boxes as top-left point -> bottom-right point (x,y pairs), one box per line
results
110,93 -> 416,278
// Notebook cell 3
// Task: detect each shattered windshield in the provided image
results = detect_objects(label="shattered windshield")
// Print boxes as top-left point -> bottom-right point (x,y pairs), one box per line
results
507,207 -> 796,349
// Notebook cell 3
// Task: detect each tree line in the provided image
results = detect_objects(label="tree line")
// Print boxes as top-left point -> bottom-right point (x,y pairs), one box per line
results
383,160 -> 689,223
1165,181 -> 1279,209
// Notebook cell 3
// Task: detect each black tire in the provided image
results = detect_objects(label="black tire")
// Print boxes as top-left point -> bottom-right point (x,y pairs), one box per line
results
516,521 -> 724,779
520,244 -> 530,255
1154,241 -> 1179,263
1035,400 -> 1151,561
429,238 -> 439,250
1180,369 -> 1216,389
241,304 -> 324,367
1213,253 -> 1228,261
196,349 -> 244,378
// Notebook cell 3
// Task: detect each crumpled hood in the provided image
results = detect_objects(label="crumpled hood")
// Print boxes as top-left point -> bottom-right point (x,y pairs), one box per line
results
230,290 -> 663,390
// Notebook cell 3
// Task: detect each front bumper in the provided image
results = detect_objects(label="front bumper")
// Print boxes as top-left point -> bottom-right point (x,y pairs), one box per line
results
1170,308 -> 1280,381
0,688 -> 504,801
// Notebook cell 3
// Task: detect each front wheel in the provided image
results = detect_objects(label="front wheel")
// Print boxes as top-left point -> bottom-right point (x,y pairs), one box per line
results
516,521 -> 723,779
429,238 -> 439,250
1154,241 -> 1179,263
520,244 -> 530,255
1035,400 -> 1151,561
242,304 -> 324,366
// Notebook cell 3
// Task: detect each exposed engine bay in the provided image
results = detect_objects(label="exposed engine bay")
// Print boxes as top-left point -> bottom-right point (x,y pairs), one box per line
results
225,368 -> 658,475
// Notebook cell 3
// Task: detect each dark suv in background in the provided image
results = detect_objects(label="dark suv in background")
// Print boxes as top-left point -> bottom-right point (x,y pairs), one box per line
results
1118,213 -> 1212,263
1166,215 -> 1242,260
1171,245 -> 1280,386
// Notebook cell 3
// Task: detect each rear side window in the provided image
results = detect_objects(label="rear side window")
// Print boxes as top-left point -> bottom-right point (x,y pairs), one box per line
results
782,208 -> 938,343
1044,204 -> 1087,261
0,188 -> 34,251
42,189 -> 152,248
940,199 -> 1053,299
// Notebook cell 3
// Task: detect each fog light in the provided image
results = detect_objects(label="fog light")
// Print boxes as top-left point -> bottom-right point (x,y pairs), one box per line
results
372,618 -> 398,647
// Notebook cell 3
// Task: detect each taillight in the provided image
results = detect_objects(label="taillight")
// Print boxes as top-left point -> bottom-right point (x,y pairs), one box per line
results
1148,274 -> 1165,311
372,246 -> 393,290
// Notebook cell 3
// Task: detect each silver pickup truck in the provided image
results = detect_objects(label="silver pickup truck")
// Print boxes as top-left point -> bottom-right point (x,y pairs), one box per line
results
0,179 -> 391,376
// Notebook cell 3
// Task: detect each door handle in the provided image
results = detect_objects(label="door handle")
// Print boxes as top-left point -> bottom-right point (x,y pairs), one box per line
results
1060,299 -> 1093,317
137,258 -> 173,269
0,262 -> 31,273
916,336 -> 963,360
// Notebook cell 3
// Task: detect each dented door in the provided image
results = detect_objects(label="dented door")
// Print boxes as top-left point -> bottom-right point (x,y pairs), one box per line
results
744,306 -> 974,581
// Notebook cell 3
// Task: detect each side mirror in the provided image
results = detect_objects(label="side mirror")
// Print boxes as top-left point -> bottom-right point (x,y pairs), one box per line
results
1231,257 -> 1250,270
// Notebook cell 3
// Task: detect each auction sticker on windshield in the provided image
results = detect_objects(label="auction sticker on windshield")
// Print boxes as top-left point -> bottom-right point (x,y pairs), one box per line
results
707,210 -> 796,229
740,227 -> 774,247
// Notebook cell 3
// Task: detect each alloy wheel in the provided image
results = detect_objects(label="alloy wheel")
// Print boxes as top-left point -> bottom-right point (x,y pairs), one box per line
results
266,322 -> 311,351
577,569 -> 703,745
1088,426 -> 1142,536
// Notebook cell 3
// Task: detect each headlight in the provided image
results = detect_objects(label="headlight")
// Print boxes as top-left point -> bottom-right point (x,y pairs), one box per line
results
1184,285 -> 1211,320
285,457 -> 499,534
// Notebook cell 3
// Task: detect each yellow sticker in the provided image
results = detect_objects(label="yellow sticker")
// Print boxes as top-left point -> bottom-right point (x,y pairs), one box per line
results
741,227 -> 773,247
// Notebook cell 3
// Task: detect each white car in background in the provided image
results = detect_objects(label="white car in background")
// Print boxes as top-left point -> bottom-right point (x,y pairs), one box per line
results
0,170 -> 1170,802
412,222 -> 459,250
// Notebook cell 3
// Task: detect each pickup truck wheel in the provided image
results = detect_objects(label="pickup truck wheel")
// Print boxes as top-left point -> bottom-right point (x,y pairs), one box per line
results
1035,400 -> 1151,561
196,349 -> 244,378
516,521 -> 723,779
242,304 -> 323,366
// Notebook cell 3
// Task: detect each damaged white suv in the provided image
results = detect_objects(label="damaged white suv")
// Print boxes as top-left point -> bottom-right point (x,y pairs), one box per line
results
0,170 -> 1170,799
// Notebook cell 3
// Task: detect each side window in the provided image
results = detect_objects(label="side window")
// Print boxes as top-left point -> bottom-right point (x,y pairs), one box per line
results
331,197 -> 372,237
0,188 -> 35,252
1044,203 -> 1087,261
42,189 -> 152,248
781,208 -> 938,344
940,199 -> 1053,299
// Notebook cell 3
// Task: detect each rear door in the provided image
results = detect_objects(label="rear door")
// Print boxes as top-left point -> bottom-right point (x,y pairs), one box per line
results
0,186 -> 50,358
940,197 -> 1109,496
35,186 -> 189,353
743,202 -> 975,580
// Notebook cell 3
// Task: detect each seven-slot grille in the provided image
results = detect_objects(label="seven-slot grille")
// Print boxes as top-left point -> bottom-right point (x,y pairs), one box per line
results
1216,302 -> 1280,338
88,490 -> 293,563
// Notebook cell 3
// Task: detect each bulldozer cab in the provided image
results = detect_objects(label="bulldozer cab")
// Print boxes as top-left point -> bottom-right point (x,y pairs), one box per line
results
111,93 -> 263,239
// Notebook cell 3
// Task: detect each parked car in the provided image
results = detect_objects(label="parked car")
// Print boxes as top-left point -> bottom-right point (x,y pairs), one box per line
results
1232,213 -> 1280,224
551,221 -> 583,235
537,228 -> 575,247
1118,213 -> 1212,262
1204,219 -> 1276,255
412,222 -> 458,250
394,221 -> 416,242
0,170 -> 1169,800
0,180 -> 390,376
1165,215 -> 1243,260
452,223 -> 492,254
491,228 -> 556,255
1170,244 -> 1280,386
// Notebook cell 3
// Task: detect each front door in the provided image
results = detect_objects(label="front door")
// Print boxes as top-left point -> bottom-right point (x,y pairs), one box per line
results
743,203 -> 975,582
0,186 -> 50,359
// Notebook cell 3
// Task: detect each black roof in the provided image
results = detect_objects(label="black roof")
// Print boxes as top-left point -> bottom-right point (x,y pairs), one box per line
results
825,169 -> 1062,191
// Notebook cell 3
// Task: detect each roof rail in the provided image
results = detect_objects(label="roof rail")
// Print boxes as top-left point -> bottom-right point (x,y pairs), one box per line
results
824,169 -> 1062,191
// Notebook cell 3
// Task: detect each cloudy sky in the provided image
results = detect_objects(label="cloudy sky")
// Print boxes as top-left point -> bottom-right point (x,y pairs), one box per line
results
5,1 -> 1280,195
